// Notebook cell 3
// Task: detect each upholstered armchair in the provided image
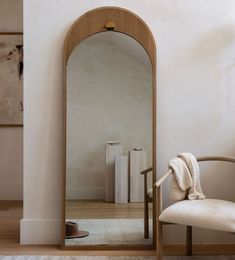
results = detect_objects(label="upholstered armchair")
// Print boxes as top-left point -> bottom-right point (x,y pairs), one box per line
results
155,155 -> 235,260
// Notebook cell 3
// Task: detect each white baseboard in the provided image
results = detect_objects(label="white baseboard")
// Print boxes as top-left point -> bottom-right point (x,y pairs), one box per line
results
0,182 -> 22,200
66,188 -> 105,200
20,218 -> 61,244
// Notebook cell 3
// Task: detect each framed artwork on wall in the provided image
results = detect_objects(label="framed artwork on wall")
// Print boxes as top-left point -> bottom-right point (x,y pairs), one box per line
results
0,33 -> 23,126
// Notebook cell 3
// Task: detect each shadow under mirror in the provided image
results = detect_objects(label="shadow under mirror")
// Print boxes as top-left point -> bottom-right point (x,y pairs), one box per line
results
65,31 -> 153,247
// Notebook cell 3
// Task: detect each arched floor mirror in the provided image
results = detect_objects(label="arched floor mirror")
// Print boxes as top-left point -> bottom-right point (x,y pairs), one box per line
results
62,6 -> 156,250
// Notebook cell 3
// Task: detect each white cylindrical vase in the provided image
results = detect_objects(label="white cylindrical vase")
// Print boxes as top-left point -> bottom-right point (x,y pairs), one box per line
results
105,141 -> 123,202
129,148 -> 147,202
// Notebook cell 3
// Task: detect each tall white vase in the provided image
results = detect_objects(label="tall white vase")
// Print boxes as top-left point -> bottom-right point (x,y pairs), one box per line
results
115,155 -> 128,204
129,149 -> 147,202
105,141 -> 123,202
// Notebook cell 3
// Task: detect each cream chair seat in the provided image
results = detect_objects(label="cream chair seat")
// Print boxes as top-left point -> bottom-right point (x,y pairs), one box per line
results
160,199 -> 235,233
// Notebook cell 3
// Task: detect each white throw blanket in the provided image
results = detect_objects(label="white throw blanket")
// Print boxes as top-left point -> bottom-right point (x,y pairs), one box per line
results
169,153 -> 206,201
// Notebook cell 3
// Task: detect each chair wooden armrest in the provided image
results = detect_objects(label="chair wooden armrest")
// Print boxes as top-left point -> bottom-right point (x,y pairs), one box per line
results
141,167 -> 153,175
141,167 -> 153,198
155,169 -> 172,187
197,155 -> 235,163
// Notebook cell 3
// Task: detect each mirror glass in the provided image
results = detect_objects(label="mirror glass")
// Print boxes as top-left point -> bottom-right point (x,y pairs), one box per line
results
65,31 -> 153,247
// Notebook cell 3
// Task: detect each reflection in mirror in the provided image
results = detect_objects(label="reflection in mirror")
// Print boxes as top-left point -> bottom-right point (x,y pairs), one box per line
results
65,32 -> 152,246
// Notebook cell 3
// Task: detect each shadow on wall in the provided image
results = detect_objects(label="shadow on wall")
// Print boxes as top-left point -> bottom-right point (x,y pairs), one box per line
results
190,23 -> 235,65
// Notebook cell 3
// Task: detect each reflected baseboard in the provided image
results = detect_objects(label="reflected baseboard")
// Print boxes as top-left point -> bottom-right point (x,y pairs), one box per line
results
66,188 -> 105,200
0,183 -> 23,200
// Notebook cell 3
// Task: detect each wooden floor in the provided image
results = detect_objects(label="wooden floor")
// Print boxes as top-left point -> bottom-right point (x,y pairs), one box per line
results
0,200 -> 23,245
0,200 -> 234,256
65,200 -> 152,219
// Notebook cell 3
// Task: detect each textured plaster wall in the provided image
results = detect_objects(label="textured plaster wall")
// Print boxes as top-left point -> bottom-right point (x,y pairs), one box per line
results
66,32 -> 152,200
23,0 -> 235,244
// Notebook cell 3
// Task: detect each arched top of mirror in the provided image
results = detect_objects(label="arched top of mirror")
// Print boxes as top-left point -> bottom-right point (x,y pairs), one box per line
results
64,6 -> 156,66
67,31 -> 152,72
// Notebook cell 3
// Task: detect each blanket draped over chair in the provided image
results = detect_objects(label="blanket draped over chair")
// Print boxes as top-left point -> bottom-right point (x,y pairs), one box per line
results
169,153 -> 206,201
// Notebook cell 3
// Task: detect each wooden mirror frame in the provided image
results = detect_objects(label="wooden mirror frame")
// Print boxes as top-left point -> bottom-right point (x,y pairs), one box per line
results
62,6 -> 157,250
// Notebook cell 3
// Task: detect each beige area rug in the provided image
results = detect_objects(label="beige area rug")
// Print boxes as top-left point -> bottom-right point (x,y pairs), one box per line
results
0,256 -> 235,259
65,219 -> 152,246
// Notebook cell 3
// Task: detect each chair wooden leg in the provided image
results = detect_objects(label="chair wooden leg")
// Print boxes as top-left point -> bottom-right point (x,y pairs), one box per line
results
186,225 -> 192,256
144,171 -> 149,239
156,221 -> 163,260
144,198 -> 149,239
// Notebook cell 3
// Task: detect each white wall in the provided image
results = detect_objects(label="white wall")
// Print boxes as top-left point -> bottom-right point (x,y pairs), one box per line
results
22,0 -> 235,244
66,32 -> 152,200
0,0 -> 23,200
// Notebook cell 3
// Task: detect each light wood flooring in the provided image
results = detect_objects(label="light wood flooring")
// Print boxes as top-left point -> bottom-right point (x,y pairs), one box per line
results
65,200 -> 152,219
0,200 -> 234,256
0,201 -> 22,245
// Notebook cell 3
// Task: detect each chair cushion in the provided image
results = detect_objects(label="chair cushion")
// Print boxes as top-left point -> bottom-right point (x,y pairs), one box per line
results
159,199 -> 235,233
